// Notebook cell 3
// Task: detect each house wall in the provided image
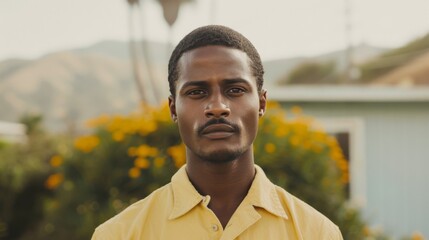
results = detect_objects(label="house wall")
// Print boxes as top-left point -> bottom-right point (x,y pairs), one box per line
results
278,101 -> 429,238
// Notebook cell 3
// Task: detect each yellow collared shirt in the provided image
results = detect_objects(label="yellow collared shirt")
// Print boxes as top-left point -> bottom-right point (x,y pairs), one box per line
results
92,165 -> 343,240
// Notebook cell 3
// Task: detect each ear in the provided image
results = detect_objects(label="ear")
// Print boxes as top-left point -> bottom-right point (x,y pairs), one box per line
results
168,95 -> 178,122
259,89 -> 267,117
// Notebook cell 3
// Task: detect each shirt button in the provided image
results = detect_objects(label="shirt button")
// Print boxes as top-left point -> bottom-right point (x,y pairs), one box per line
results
211,224 -> 219,232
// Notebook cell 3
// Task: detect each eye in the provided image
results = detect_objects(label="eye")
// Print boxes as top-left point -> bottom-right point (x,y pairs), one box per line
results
186,89 -> 207,97
227,87 -> 246,95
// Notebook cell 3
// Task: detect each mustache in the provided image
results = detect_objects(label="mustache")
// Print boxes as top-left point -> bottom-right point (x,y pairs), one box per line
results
197,118 -> 240,135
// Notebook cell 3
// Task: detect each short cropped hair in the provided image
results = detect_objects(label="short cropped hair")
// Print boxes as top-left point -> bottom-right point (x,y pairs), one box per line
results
168,25 -> 264,96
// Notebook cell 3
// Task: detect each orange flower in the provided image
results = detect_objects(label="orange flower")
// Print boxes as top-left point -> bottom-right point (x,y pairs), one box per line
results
128,167 -> 141,178
264,143 -> 276,154
136,145 -> 158,157
74,135 -> 100,153
45,173 -> 64,189
134,158 -> 150,169
50,155 -> 63,167
112,131 -> 125,142
275,127 -> 289,137
289,135 -> 300,147
154,157 -> 166,168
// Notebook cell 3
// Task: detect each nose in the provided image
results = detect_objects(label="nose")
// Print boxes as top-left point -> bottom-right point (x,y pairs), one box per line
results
204,97 -> 230,119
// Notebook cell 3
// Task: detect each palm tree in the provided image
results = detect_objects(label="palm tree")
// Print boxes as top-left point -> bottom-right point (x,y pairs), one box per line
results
126,0 -> 147,103
125,0 -> 193,105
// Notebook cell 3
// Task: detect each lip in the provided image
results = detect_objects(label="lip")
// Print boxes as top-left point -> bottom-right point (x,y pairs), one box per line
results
201,124 -> 235,139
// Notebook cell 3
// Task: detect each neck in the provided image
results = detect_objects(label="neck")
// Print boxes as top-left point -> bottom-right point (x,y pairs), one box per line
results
185,150 -> 256,228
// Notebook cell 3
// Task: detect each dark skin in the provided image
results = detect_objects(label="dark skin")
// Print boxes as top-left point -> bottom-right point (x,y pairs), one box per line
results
169,45 -> 267,228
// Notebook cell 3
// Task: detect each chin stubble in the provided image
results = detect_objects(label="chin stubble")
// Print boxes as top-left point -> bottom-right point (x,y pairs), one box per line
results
198,148 -> 244,164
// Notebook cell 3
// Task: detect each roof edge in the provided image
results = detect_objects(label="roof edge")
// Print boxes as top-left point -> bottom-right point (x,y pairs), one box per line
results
266,85 -> 429,102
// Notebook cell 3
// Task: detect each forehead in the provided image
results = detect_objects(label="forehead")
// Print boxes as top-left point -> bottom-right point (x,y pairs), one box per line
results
177,45 -> 252,81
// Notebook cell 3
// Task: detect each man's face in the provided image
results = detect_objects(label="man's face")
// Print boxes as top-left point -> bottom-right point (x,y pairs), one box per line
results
169,45 -> 266,163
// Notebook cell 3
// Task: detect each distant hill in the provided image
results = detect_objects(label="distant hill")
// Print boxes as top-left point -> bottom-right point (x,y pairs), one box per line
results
359,33 -> 429,84
270,33 -> 429,86
263,43 -> 388,85
370,51 -> 429,86
0,40 -> 170,132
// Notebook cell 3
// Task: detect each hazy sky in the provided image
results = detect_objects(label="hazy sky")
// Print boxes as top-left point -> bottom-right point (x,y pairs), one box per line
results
1,0 -> 429,61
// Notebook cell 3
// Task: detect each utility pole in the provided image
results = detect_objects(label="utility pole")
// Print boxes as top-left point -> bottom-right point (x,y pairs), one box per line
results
343,0 -> 354,83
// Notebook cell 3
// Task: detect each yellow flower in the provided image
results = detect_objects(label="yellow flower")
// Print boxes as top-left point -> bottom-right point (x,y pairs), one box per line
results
341,173 -> 349,184
134,157 -> 150,169
45,173 -> 64,189
291,122 -> 308,135
326,136 -> 338,148
312,131 -> 326,142
106,115 -> 124,132
136,144 -> 158,157
168,144 -> 186,168
128,167 -> 141,178
264,143 -> 276,153
154,157 -> 166,168
50,155 -> 63,167
138,119 -> 158,136
275,127 -> 289,137
112,131 -> 125,142
329,146 -> 349,184
289,135 -> 300,147
74,135 -> 100,153
302,141 -> 312,150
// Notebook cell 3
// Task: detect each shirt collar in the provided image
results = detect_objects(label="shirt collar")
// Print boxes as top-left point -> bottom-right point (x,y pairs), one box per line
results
168,164 -> 288,220
169,166 -> 203,220
246,165 -> 288,220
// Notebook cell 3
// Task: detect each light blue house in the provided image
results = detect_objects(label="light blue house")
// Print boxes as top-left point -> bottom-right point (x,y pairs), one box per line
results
269,86 -> 429,238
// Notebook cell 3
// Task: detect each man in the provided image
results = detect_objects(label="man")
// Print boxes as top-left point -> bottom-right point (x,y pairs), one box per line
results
92,25 -> 343,239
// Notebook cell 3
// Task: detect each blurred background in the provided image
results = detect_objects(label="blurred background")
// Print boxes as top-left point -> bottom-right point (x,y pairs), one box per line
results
1,0 -> 428,239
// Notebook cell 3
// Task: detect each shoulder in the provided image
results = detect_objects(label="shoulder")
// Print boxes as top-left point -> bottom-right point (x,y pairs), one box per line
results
274,186 -> 343,240
91,183 -> 173,240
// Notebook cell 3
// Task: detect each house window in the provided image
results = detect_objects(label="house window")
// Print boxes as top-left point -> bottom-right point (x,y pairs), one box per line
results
332,132 -> 351,198
317,118 -> 366,207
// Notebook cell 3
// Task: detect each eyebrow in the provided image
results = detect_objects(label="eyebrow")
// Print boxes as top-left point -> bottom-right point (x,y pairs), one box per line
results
180,78 -> 252,90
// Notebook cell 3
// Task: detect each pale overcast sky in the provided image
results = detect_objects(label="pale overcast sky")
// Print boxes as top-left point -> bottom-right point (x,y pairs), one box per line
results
1,0 -> 429,61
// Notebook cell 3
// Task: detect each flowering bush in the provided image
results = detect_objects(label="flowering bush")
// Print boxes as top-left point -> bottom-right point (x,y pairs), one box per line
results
40,102 -> 366,239
0,115 -> 69,240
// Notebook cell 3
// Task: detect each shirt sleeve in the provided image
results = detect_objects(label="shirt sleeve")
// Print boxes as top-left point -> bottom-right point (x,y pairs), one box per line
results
335,226 -> 344,240
91,226 -> 111,240
322,217 -> 343,240
329,225 -> 344,240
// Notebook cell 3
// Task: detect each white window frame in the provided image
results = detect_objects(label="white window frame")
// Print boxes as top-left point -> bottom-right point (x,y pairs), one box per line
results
316,117 -> 366,208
